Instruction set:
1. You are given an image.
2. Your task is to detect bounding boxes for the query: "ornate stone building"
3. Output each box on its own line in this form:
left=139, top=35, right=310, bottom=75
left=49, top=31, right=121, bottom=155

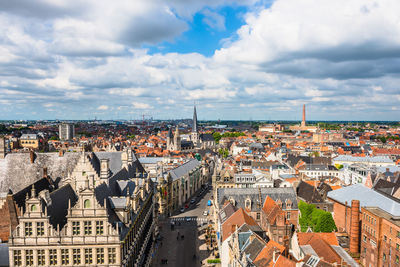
left=166, top=105, right=216, bottom=151
left=8, top=149, right=155, bottom=267
left=157, top=158, right=209, bottom=216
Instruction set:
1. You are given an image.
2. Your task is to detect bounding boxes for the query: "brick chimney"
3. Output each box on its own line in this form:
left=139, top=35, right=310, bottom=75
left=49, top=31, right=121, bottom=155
left=349, top=200, right=360, bottom=254
left=42, top=167, right=48, bottom=178
left=29, top=150, right=36, bottom=164
left=59, top=149, right=65, bottom=157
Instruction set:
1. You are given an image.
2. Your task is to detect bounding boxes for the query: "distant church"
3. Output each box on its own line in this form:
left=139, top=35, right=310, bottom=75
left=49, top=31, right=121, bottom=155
left=167, top=105, right=216, bottom=151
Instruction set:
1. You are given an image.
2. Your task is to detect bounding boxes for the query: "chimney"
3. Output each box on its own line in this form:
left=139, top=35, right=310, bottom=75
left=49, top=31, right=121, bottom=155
left=59, top=150, right=64, bottom=157
left=42, top=167, right=48, bottom=178
left=0, top=137, right=5, bottom=159
left=29, top=150, right=35, bottom=164
left=301, top=104, right=306, bottom=127
left=100, top=159, right=110, bottom=182
left=349, top=200, right=360, bottom=254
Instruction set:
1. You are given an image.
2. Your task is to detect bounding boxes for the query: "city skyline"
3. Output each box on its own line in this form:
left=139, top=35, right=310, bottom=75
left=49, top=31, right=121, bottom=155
left=1, top=0, right=400, bottom=120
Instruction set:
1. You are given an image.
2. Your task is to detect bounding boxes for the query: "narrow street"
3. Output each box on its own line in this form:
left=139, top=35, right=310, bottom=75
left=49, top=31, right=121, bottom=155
left=152, top=186, right=213, bottom=267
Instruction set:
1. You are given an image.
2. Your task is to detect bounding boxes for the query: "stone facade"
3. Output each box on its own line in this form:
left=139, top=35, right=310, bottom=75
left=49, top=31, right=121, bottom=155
left=8, top=149, right=155, bottom=267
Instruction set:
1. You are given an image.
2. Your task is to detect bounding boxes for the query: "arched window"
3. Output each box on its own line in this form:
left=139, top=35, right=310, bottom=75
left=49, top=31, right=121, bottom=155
left=245, top=198, right=251, bottom=210
left=31, top=205, right=37, bottom=212
left=84, top=199, right=91, bottom=208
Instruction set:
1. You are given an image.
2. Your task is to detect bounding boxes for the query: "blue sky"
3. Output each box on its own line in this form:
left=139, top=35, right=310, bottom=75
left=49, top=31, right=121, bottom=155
left=0, top=0, right=400, bottom=121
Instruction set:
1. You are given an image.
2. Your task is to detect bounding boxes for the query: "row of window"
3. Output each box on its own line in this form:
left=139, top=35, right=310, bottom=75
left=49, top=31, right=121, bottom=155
left=24, top=221, right=104, bottom=236
left=20, top=140, right=37, bottom=144
left=363, top=213, right=376, bottom=225
left=13, top=248, right=116, bottom=266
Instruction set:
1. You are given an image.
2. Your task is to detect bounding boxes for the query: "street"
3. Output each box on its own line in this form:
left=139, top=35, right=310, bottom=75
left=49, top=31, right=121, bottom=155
left=152, top=185, right=213, bottom=267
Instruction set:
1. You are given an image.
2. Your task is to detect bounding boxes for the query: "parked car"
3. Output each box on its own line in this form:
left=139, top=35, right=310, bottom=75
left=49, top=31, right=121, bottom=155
left=190, top=199, right=195, bottom=204
left=180, top=208, right=185, bottom=213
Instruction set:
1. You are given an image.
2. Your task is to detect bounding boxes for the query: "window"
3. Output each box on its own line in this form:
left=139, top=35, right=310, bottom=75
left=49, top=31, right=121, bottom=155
left=97, top=248, right=105, bottom=264
left=363, top=235, right=367, bottom=242
left=383, top=253, right=386, bottom=261
left=26, top=250, right=34, bottom=266
left=108, top=248, right=116, bottom=264
left=397, top=231, right=400, bottom=238
left=37, top=222, right=44, bottom=236
left=84, top=221, right=92, bottom=235
left=256, top=212, right=260, bottom=220
left=61, top=249, right=69, bottom=265
left=31, top=204, right=37, bottom=211
left=396, top=255, right=399, bottom=264
left=37, top=250, right=45, bottom=266
left=96, top=221, right=104, bottom=235
left=287, top=212, right=291, bottom=220
left=85, top=248, right=93, bottom=264
left=384, top=235, right=387, bottom=242
left=84, top=199, right=91, bottom=208
left=73, top=249, right=81, bottom=265
left=72, top=221, right=80, bottom=235
left=49, top=249, right=57, bottom=265
left=25, top=222, right=33, bottom=236
left=397, top=243, right=400, bottom=251
left=13, top=250, right=22, bottom=266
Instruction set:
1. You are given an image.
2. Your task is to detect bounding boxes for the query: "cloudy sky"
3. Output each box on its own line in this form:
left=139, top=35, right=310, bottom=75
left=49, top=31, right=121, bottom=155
left=1, top=0, right=400, bottom=121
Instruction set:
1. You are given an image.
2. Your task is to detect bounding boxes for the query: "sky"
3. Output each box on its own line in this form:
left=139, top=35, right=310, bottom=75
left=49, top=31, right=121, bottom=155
left=1, top=0, right=400, bottom=121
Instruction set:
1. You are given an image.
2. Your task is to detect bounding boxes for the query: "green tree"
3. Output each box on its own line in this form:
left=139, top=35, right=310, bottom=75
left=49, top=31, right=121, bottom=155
left=218, top=148, right=229, bottom=158
left=315, top=212, right=337, bottom=232
left=213, top=132, right=222, bottom=143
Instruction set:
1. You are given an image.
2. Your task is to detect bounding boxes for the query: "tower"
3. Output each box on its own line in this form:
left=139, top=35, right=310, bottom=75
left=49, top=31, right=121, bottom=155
left=301, top=104, right=306, bottom=128
left=191, top=105, right=199, bottom=146
left=167, top=127, right=173, bottom=150
left=173, top=126, right=181, bottom=151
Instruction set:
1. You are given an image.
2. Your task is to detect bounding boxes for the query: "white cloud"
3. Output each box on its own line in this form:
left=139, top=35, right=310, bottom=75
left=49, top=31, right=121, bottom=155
left=97, top=105, right=109, bottom=110
left=132, top=102, right=151, bottom=109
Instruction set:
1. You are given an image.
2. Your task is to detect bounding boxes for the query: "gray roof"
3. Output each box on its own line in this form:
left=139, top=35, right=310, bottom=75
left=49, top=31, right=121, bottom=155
left=139, top=157, right=163, bottom=164
left=0, top=152, right=80, bottom=193
left=331, top=246, right=359, bottom=267
left=168, top=159, right=201, bottom=181
left=327, top=183, right=400, bottom=216
left=0, top=243, right=9, bottom=266
left=334, top=155, right=394, bottom=164
left=109, top=197, right=128, bottom=209
left=20, top=133, right=38, bottom=140
left=300, top=245, right=318, bottom=257
left=94, top=151, right=138, bottom=175
left=217, top=187, right=298, bottom=211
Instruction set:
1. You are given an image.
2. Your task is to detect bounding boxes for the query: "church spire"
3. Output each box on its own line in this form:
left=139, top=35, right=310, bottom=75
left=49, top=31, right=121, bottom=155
left=193, top=105, right=198, bottom=133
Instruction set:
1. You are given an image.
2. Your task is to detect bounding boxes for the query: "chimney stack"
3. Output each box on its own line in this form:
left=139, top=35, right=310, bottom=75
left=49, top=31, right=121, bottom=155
left=0, top=137, right=5, bottom=159
left=29, top=150, right=35, bottom=164
left=100, top=159, right=110, bottom=182
left=349, top=200, right=360, bottom=254
left=301, top=104, right=306, bottom=127
left=42, top=167, right=48, bottom=178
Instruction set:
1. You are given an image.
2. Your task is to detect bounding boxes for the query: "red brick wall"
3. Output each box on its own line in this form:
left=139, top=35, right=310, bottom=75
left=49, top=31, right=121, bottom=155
left=329, top=198, right=352, bottom=233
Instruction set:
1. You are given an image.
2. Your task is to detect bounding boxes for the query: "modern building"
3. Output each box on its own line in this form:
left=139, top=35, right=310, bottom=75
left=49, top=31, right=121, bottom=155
left=59, top=124, right=75, bottom=141
left=8, top=149, right=155, bottom=267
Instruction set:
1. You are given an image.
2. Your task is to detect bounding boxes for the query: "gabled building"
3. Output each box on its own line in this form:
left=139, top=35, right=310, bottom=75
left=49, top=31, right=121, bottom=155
left=8, top=149, right=155, bottom=267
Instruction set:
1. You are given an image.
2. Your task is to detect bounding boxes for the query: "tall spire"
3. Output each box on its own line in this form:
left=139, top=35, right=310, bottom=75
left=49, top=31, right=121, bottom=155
left=193, top=105, right=198, bottom=133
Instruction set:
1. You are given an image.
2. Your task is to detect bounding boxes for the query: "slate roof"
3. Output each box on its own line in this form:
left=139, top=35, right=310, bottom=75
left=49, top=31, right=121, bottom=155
left=217, top=187, right=298, bottom=212
left=327, top=183, right=400, bottom=216
left=334, top=155, right=394, bottom=164
left=243, top=236, right=265, bottom=262
left=168, top=159, right=201, bottom=181
left=200, top=133, right=215, bottom=142
left=0, top=152, right=80, bottom=193
left=297, top=180, right=324, bottom=203
left=46, top=184, right=78, bottom=229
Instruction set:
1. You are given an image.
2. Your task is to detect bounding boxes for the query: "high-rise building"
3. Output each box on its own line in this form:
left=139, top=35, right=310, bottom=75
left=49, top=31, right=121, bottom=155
left=59, top=124, right=75, bottom=141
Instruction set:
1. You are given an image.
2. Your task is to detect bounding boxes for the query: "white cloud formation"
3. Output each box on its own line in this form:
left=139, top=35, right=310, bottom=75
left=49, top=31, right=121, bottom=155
left=0, top=0, right=400, bottom=120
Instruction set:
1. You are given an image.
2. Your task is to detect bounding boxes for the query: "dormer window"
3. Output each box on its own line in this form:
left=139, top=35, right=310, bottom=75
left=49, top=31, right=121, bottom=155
left=245, top=198, right=252, bottom=210
left=84, top=199, right=91, bottom=208
left=286, top=199, right=292, bottom=209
